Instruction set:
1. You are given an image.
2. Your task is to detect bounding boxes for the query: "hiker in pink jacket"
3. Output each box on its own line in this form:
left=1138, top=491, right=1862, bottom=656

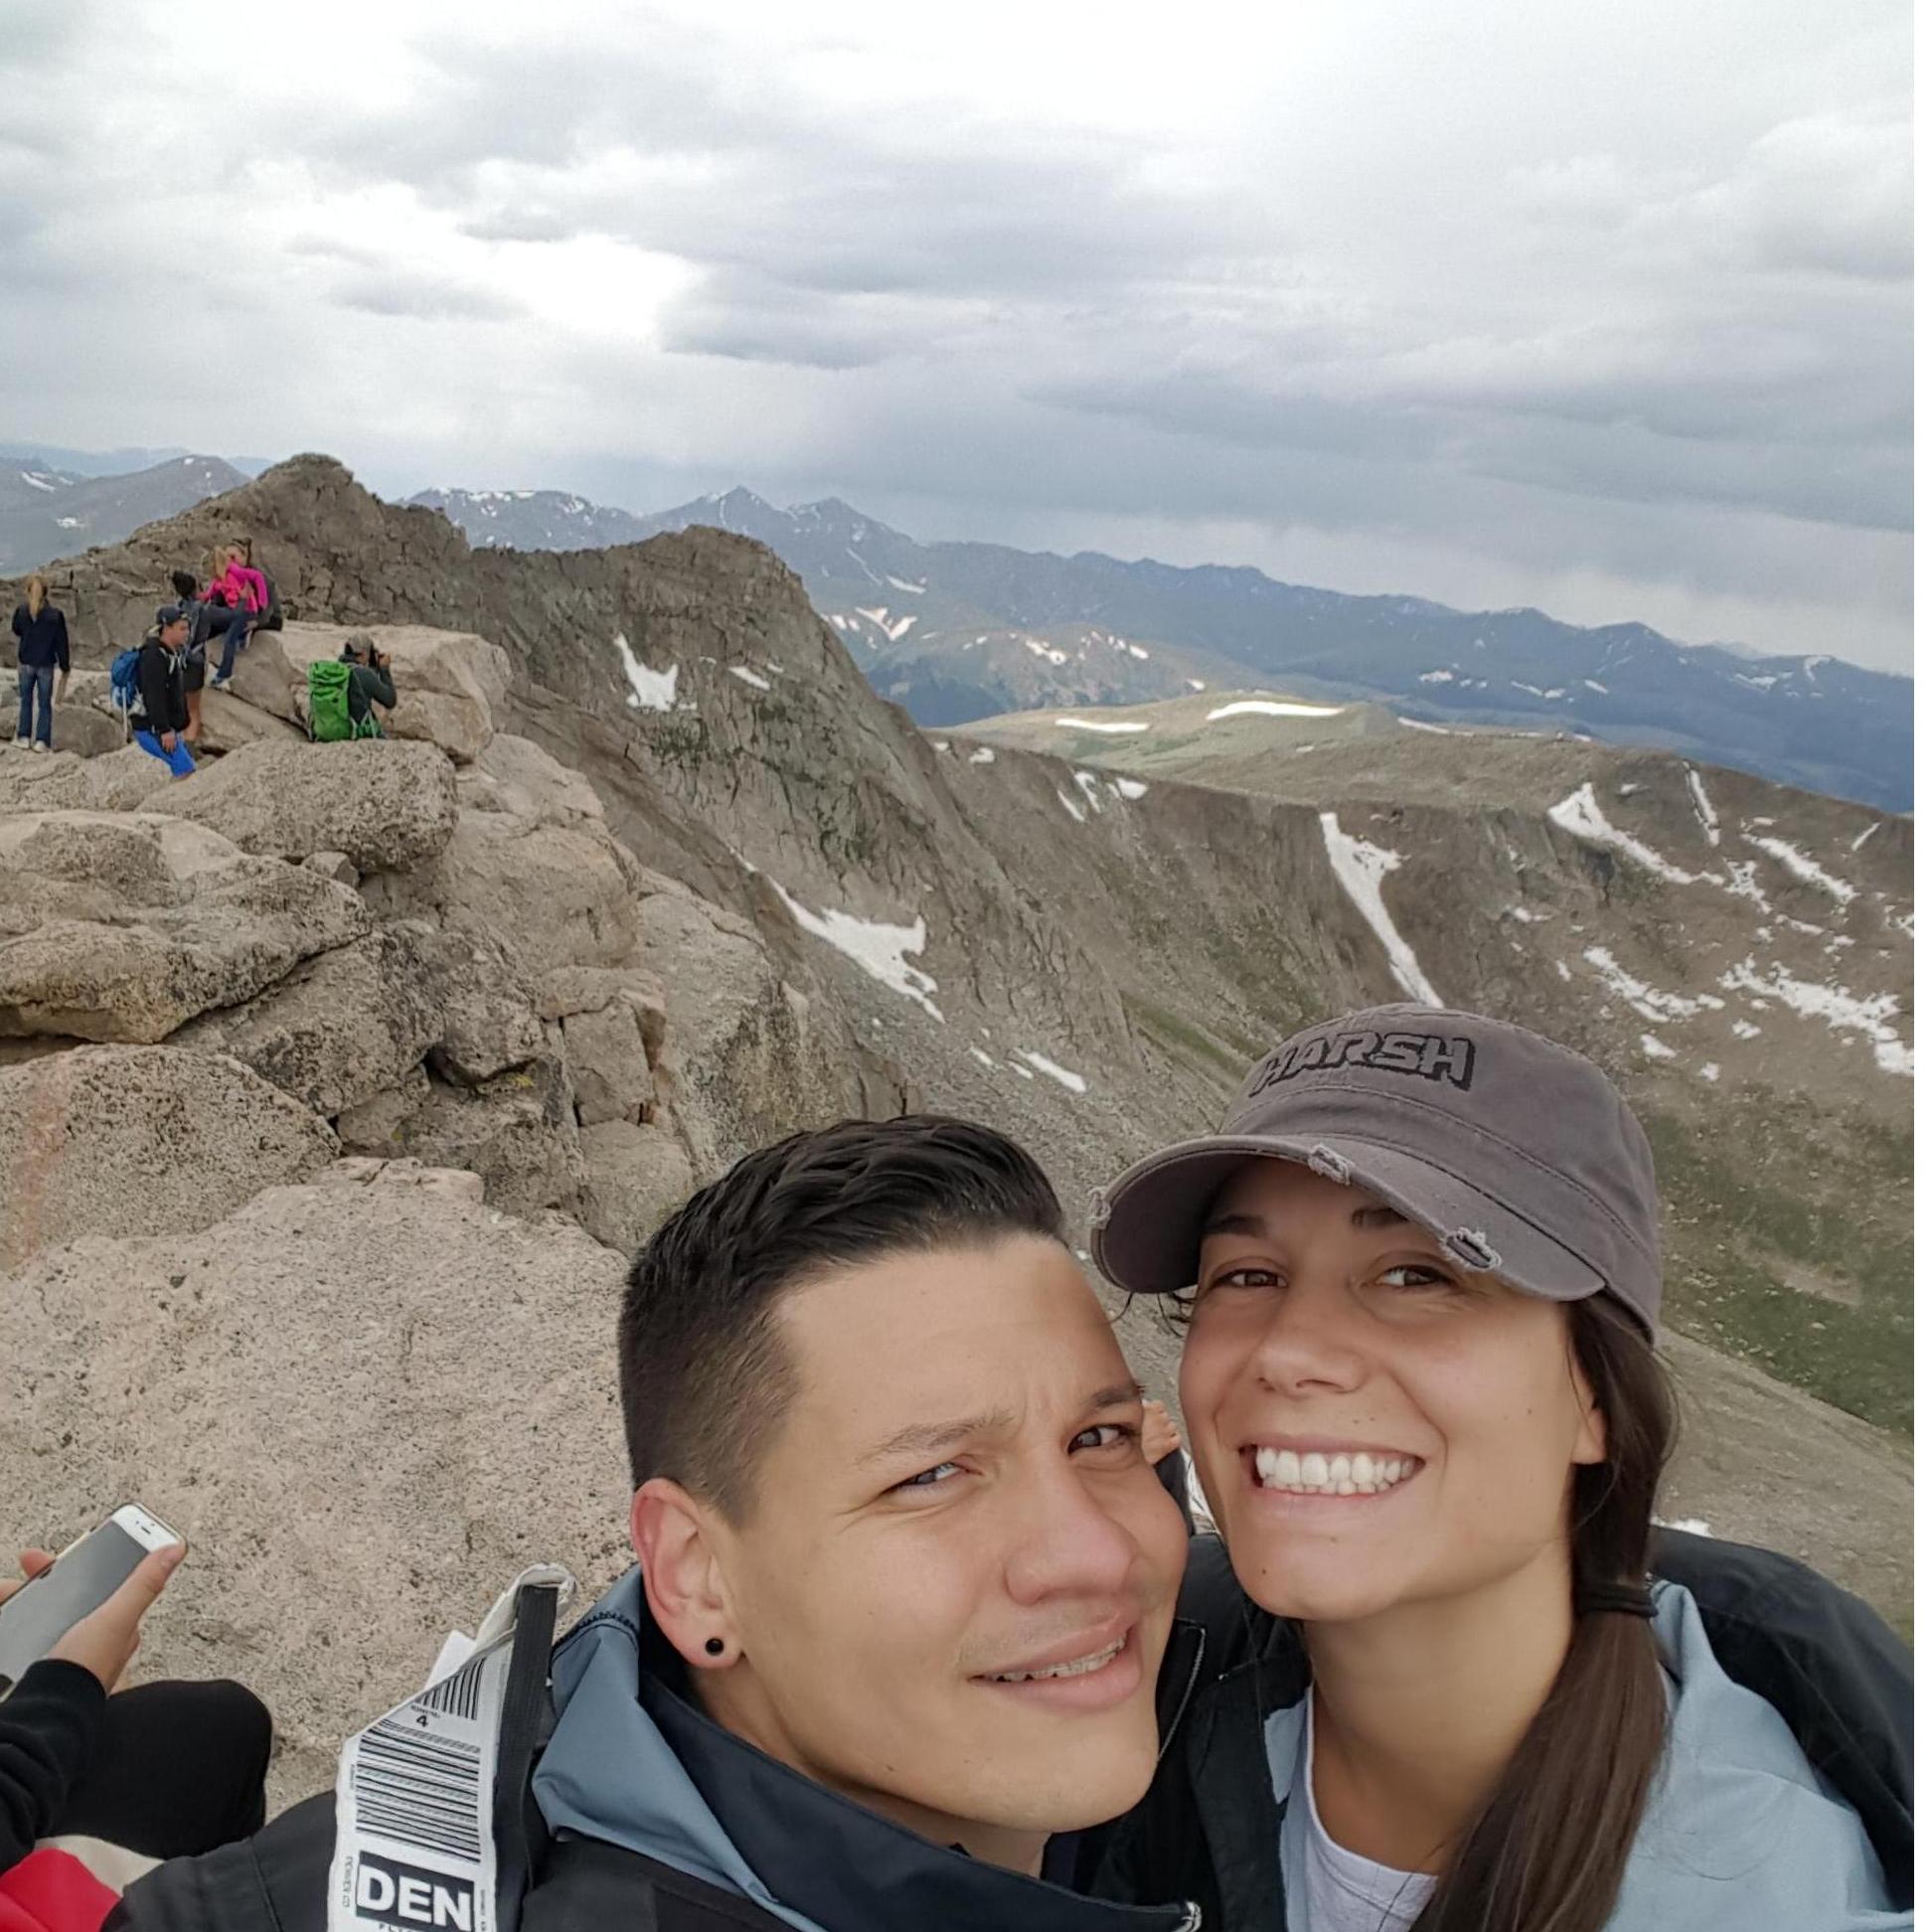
left=202, top=546, right=266, bottom=690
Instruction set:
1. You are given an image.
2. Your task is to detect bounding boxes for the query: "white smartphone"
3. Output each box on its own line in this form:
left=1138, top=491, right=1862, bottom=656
left=0, top=1505, right=183, bottom=1695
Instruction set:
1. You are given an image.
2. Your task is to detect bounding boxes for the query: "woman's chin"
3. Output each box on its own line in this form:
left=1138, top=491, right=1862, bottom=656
left=1222, top=1542, right=1412, bottom=1625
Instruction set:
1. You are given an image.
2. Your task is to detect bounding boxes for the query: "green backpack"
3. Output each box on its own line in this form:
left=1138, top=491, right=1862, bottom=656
left=307, top=660, right=379, bottom=743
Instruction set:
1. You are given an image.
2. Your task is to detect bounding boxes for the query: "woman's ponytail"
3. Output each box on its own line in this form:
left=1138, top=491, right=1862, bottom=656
left=1411, top=1300, right=1676, bottom=1932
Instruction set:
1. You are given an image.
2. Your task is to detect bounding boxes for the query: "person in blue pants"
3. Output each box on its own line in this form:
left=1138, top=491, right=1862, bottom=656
left=131, top=604, right=197, bottom=778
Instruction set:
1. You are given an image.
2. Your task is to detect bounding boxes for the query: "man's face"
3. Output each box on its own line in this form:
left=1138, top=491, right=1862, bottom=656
left=702, top=1235, right=1186, bottom=1856
left=161, top=619, right=188, bottom=651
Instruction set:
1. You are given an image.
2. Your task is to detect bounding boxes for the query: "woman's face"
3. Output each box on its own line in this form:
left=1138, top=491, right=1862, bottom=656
left=1178, top=1159, right=1606, bottom=1625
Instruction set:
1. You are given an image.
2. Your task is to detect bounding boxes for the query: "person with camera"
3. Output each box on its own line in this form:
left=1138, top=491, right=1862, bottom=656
left=338, top=635, right=396, bottom=735
left=0, top=1541, right=270, bottom=1927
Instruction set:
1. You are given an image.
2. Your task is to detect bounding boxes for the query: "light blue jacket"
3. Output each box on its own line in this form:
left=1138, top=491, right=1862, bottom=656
left=1265, top=1580, right=1909, bottom=1930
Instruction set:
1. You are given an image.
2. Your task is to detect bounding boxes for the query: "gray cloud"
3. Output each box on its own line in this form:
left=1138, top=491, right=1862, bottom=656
left=0, top=0, right=1911, bottom=671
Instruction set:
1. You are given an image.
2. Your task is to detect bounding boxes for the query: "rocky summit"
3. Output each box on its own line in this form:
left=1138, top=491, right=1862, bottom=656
left=0, top=456, right=1910, bottom=1804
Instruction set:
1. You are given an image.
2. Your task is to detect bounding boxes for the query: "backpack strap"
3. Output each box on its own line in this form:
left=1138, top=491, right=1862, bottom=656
left=491, top=1581, right=563, bottom=1932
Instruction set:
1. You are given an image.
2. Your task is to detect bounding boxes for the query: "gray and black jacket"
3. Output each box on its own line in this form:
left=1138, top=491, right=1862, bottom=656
left=108, top=1568, right=1207, bottom=1932
left=1080, top=1530, right=1913, bottom=1929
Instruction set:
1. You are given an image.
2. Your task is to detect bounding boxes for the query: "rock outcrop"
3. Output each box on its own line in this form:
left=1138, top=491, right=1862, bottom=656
left=0, top=1046, right=338, bottom=1265
left=161, top=738, right=458, bottom=872
left=0, top=812, right=370, bottom=1044
left=0, top=1161, right=631, bottom=1805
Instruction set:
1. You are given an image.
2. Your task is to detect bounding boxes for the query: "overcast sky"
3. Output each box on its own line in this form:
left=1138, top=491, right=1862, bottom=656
left=0, top=0, right=1912, bottom=668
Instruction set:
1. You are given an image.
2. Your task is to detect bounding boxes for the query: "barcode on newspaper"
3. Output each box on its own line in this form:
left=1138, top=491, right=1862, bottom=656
left=349, top=1716, right=483, bottom=1860
left=419, top=1653, right=487, bottom=1720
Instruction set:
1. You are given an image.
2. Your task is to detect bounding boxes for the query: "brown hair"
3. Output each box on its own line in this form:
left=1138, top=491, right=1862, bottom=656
left=1410, top=1297, right=1675, bottom=1932
left=23, top=574, right=46, bottom=619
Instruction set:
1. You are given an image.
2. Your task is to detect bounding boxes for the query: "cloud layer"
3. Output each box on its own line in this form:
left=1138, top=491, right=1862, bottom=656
left=0, top=0, right=1911, bottom=667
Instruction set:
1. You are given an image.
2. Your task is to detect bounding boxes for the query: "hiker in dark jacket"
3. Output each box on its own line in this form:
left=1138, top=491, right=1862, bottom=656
left=129, top=606, right=195, bottom=779
left=1080, top=1006, right=1912, bottom=1931
left=340, top=635, right=396, bottom=734
left=10, top=573, right=69, bottom=752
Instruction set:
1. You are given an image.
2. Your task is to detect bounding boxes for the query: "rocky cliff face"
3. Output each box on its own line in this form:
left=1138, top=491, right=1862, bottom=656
left=0, top=458, right=1910, bottom=1803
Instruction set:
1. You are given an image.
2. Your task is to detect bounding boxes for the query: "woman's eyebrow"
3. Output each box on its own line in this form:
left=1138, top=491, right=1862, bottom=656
left=1201, top=1210, right=1266, bottom=1239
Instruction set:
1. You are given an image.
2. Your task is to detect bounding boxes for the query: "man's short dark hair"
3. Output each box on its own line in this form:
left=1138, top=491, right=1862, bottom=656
left=618, top=1115, right=1064, bottom=1520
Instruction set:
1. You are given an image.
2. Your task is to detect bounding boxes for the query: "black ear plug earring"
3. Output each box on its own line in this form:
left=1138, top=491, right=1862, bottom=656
left=705, top=1637, right=724, bottom=1657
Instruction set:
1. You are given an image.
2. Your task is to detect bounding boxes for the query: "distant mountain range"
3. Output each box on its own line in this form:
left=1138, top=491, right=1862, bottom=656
left=410, top=483, right=1913, bottom=812
left=0, top=453, right=248, bottom=572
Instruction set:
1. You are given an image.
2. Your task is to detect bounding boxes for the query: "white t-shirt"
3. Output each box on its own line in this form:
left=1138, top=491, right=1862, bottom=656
left=1285, top=1699, right=1435, bottom=1932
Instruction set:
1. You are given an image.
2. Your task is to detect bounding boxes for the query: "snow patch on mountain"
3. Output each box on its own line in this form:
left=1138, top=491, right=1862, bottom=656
left=615, top=632, right=677, bottom=712
left=769, top=883, right=943, bottom=1022
left=1019, top=1050, right=1088, bottom=1094
left=1583, top=946, right=1724, bottom=1024
left=1319, top=814, right=1441, bottom=1006
left=1686, top=769, right=1721, bottom=847
left=1741, top=834, right=1856, bottom=905
left=1549, top=784, right=1712, bottom=887
left=1717, top=959, right=1910, bottom=1075
left=1207, top=699, right=1346, bottom=723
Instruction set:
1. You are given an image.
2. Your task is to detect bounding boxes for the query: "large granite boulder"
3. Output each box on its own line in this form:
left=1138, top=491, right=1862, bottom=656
left=0, top=1045, right=338, bottom=1267
left=633, top=874, right=847, bottom=1172
left=0, top=744, right=179, bottom=814
left=375, top=810, right=648, bottom=978
left=577, top=1120, right=694, bottom=1253
left=0, top=813, right=368, bottom=1043
left=230, top=623, right=510, bottom=764
left=0, top=1161, right=632, bottom=1806
left=160, top=738, right=458, bottom=874
left=171, top=926, right=444, bottom=1118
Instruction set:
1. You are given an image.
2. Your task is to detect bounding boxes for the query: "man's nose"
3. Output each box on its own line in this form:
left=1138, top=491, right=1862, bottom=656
left=1001, top=1458, right=1142, bottom=1606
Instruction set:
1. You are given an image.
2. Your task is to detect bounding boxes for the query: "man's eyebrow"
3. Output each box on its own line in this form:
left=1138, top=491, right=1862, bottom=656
left=858, top=1381, right=1146, bottom=1467
left=859, top=1409, right=1016, bottom=1467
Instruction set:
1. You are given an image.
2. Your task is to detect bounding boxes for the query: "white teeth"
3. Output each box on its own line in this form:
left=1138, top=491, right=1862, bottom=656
left=1252, top=1450, right=1419, bottom=1498
left=986, top=1636, right=1126, bottom=1684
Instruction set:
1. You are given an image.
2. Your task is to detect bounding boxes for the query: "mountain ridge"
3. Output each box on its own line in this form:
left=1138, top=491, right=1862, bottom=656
left=411, top=481, right=1912, bottom=812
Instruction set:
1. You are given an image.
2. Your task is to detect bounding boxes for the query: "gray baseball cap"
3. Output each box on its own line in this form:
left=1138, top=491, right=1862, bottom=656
left=1091, top=1004, right=1663, bottom=1338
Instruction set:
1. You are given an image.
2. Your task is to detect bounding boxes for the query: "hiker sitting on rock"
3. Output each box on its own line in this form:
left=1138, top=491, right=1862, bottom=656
left=0, top=1539, right=271, bottom=1911
left=202, top=546, right=266, bottom=692
left=306, top=634, right=395, bottom=742
left=128, top=605, right=196, bottom=778
left=11, top=573, right=69, bottom=755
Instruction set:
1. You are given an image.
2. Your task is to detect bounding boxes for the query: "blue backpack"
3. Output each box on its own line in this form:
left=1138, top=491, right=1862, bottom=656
left=109, top=647, right=142, bottom=724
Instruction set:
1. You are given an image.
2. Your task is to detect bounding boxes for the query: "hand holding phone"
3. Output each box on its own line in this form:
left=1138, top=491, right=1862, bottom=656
left=0, top=1507, right=185, bottom=1694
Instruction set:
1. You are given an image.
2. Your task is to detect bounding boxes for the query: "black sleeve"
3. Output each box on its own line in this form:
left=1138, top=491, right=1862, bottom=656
left=1653, top=1529, right=1912, bottom=1905
left=108, top=1788, right=335, bottom=1932
left=8, top=604, right=23, bottom=641
left=1154, top=1449, right=1191, bottom=1521
left=136, top=643, right=171, bottom=730
left=54, top=611, right=70, bottom=675
left=0, top=1658, right=106, bottom=1874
